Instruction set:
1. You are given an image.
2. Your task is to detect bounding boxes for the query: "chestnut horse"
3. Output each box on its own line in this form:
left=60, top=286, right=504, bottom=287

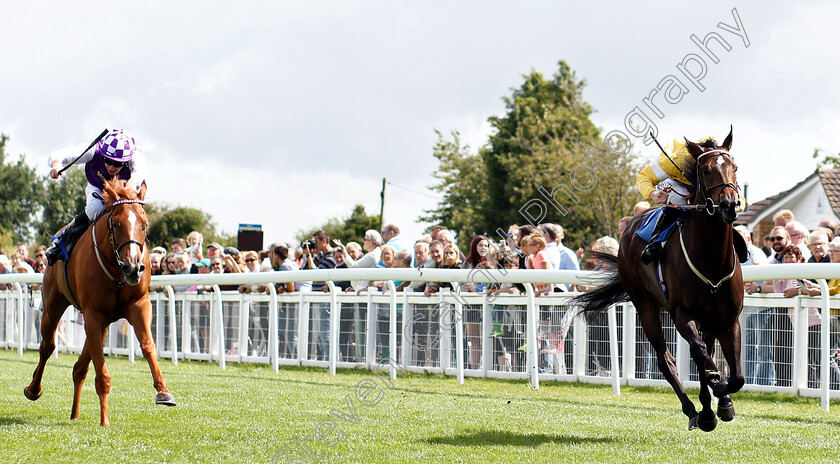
left=25, top=179, right=175, bottom=426
left=575, top=129, right=744, bottom=431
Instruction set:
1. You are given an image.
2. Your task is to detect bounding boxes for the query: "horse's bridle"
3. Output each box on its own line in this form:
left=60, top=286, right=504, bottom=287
left=92, top=198, right=146, bottom=286
left=679, top=148, right=739, bottom=293
left=692, top=148, right=740, bottom=216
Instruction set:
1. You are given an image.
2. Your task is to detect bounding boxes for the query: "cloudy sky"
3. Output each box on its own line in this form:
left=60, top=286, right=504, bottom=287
left=1, top=1, right=836, bottom=245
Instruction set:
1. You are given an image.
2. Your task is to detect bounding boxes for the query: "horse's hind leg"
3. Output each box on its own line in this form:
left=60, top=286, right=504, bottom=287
left=70, top=345, right=91, bottom=420
left=638, top=306, right=698, bottom=429
left=81, top=319, right=111, bottom=426
left=702, top=333, right=735, bottom=422
left=25, top=292, right=70, bottom=401
left=674, top=316, right=716, bottom=432
left=127, top=299, right=175, bottom=406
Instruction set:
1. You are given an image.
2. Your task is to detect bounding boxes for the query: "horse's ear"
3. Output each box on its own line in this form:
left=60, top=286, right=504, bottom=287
left=138, top=181, right=147, bottom=201
left=102, top=180, right=118, bottom=204
left=722, top=125, right=733, bottom=152
left=683, top=137, right=704, bottom=159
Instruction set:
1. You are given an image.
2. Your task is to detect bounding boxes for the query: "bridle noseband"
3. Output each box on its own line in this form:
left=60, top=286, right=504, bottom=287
left=694, top=149, right=739, bottom=216
left=92, top=198, right=146, bottom=286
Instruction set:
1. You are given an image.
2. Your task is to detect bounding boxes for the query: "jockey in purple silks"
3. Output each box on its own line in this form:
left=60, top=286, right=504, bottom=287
left=45, top=129, right=148, bottom=265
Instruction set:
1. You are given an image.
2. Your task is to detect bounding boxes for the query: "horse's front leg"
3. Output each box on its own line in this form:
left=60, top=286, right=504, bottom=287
left=703, top=333, right=736, bottom=422
left=127, top=298, right=176, bottom=406
left=675, top=316, right=716, bottom=432
left=713, top=319, right=745, bottom=397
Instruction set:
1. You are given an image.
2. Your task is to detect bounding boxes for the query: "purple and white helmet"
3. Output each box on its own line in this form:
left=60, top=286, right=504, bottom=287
left=96, top=129, right=137, bottom=162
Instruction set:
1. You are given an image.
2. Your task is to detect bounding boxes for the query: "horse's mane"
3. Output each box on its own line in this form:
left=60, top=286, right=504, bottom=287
left=101, top=179, right=141, bottom=210
left=679, top=138, right=718, bottom=188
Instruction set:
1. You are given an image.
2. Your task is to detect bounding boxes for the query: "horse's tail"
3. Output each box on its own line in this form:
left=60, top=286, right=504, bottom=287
left=571, top=252, right=629, bottom=313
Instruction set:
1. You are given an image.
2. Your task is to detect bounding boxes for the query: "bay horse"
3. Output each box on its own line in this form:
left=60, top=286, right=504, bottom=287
left=25, top=179, right=175, bottom=426
left=575, top=129, right=744, bottom=431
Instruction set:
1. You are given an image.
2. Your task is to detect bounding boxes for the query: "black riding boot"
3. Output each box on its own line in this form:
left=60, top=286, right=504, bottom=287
left=640, top=213, right=669, bottom=265
left=46, top=213, right=91, bottom=266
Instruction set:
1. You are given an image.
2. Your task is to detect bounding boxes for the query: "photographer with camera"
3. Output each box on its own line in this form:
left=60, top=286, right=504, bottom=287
left=301, top=231, right=337, bottom=361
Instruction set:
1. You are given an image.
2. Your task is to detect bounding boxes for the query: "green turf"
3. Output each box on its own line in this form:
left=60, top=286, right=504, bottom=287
left=1, top=348, right=839, bottom=463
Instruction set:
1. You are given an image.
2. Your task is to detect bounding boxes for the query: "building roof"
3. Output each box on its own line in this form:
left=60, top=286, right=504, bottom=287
left=735, top=168, right=840, bottom=226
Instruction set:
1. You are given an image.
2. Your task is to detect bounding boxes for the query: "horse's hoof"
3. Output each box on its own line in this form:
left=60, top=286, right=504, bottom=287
left=688, top=415, right=699, bottom=430
left=24, top=386, right=42, bottom=401
left=717, top=401, right=736, bottom=422
left=155, top=392, right=176, bottom=406
left=698, top=412, right=718, bottom=432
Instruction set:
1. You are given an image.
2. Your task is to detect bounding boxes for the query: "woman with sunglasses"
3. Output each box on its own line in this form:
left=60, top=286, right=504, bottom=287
left=44, top=129, right=148, bottom=265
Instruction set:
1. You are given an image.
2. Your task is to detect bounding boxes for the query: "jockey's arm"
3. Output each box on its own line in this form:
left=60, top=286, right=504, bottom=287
left=47, top=143, right=95, bottom=179
left=636, top=165, right=668, bottom=204
left=124, top=150, right=149, bottom=192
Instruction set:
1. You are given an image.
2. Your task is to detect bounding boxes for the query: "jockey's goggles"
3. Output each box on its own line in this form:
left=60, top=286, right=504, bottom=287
left=104, top=158, right=128, bottom=168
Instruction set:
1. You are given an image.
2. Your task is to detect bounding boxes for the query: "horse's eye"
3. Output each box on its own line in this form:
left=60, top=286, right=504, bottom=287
left=701, top=166, right=711, bottom=175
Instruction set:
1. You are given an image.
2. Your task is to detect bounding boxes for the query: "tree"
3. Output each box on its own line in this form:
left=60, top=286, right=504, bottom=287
left=38, top=168, right=87, bottom=244
left=146, top=204, right=220, bottom=249
left=814, top=148, right=840, bottom=168
left=296, top=204, right=380, bottom=246
left=0, top=134, right=46, bottom=244
left=423, top=61, right=641, bottom=248
left=419, top=130, right=490, bottom=242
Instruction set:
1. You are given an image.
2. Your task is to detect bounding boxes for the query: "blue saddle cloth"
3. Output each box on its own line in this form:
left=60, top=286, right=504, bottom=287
left=634, top=207, right=681, bottom=244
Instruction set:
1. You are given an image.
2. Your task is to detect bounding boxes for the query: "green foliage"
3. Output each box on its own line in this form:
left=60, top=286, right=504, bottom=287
left=423, top=61, right=641, bottom=248
left=0, top=135, right=46, bottom=243
left=814, top=148, right=840, bottom=168
left=146, top=203, right=218, bottom=248
left=38, top=168, right=87, bottom=244
left=419, top=130, right=490, bottom=244
left=296, top=204, right=380, bottom=245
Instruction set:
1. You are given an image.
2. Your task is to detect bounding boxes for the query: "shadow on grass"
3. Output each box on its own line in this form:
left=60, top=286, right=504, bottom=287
left=0, top=417, right=29, bottom=426
left=752, top=413, right=840, bottom=427
left=423, top=429, right=619, bottom=447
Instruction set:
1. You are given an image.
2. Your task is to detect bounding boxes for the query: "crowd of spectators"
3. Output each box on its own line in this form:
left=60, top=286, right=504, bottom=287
left=741, top=210, right=840, bottom=388
left=3, top=208, right=840, bottom=380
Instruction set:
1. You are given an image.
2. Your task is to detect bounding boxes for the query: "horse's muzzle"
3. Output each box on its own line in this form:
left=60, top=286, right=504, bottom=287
left=719, top=200, right=738, bottom=224
left=122, top=263, right=145, bottom=286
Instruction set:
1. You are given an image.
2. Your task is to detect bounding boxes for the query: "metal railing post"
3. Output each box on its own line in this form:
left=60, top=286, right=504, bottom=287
left=608, top=303, right=620, bottom=396
left=327, top=281, right=339, bottom=376
left=165, top=286, right=178, bottom=366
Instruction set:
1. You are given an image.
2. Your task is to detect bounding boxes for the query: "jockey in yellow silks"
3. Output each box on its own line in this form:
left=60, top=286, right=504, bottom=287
left=636, top=138, right=697, bottom=207
left=635, top=136, right=745, bottom=264
left=636, top=138, right=703, bottom=264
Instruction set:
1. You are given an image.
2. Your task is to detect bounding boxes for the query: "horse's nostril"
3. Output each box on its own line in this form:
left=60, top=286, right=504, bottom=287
left=139, top=264, right=146, bottom=274
left=121, top=264, right=132, bottom=275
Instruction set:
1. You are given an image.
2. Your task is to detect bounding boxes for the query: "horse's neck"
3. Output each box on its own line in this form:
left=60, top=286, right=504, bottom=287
left=686, top=212, right=734, bottom=261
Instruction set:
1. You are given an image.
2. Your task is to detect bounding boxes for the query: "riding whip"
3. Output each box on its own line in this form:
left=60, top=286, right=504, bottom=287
left=57, top=128, right=110, bottom=175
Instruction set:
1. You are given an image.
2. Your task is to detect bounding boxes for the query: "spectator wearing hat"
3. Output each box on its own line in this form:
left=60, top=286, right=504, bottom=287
left=45, top=129, right=149, bottom=265
left=206, top=242, right=223, bottom=261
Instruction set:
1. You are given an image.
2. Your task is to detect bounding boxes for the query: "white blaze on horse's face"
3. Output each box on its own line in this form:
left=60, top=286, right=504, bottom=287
left=125, top=209, right=142, bottom=261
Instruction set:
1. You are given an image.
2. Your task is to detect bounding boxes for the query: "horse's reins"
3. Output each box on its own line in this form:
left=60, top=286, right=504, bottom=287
left=92, top=199, right=146, bottom=287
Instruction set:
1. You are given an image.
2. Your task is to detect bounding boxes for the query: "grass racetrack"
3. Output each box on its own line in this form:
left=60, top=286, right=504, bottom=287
left=2, top=349, right=839, bottom=463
